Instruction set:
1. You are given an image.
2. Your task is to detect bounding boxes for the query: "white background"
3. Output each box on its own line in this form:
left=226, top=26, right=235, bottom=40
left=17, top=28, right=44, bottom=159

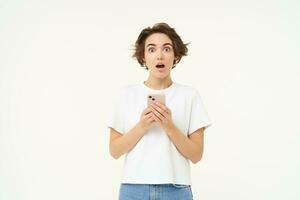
left=1, top=0, right=299, bottom=199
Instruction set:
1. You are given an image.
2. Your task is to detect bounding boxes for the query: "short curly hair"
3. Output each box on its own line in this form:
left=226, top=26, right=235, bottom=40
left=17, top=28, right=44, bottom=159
left=132, top=22, right=189, bottom=70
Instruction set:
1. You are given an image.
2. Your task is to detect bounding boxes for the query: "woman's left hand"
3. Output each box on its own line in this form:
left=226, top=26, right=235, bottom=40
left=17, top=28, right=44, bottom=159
left=150, top=101, right=175, bottom=132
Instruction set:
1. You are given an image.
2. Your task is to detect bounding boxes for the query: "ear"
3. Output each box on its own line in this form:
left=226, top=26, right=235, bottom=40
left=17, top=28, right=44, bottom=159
left=174, top=58, right=179, bottom=64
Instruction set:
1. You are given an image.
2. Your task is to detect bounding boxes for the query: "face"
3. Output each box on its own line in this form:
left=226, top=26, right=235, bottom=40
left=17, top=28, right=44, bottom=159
left=143, top=33, right=176, bottom=79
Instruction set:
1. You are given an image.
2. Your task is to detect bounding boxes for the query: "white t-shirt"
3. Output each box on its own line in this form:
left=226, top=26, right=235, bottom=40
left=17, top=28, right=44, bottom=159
left=107, top=82, right=212, bottom=185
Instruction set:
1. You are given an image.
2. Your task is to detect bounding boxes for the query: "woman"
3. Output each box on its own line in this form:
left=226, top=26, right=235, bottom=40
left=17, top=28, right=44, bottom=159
left=108, top=22, right=212, bottom=200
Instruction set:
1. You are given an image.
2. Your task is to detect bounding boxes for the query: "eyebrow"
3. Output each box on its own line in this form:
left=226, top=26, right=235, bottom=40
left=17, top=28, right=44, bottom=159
left=146, top=43, right=173, bottom=47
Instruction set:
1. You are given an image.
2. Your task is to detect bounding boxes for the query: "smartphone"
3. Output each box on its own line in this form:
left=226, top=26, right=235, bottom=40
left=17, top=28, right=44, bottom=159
left=147, top=94, right=165, bottom=106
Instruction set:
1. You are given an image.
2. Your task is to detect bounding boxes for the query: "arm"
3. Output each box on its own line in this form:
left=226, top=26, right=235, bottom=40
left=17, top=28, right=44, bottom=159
left=109, top=107, right=155, bottom=159
left=150, top=101, right=205, bottom=164
left=165, top=125, right=205, bottom=164
left=109, top=123, right=145, bottom=159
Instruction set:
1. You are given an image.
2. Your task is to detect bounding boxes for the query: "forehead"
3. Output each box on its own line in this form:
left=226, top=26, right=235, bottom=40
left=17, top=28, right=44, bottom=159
left=145, top=33, right=172, bottom=46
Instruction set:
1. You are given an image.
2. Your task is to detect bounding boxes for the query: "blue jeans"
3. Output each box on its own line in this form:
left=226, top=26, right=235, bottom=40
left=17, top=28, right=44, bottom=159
left=119, top=183, right=193, bottom=200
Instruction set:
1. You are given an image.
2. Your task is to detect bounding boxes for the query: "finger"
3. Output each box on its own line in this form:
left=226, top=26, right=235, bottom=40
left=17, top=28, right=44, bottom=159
left=146, top=116, right=154, bottom=123
left=155, top=102, right=169, bottom=112
left=150, top=106, right=164, bottom=121
left=151, top=112, right=161, bottom=123
left=147, top=113, right=156, bottom=123
left=150, top=116, right=156, bottom=123
left=154, top=101, right=165, bottom=106
left=153, top=101, right=167, bottom=111
left=142, top=107, right=152, bottom=115
left=142, top=112, right=153, bottom=121
left=155, top=102, right=171, bottom=115
left=145, top=113, right=153, bottom=120
left=151, top=103, right=167, bottom=117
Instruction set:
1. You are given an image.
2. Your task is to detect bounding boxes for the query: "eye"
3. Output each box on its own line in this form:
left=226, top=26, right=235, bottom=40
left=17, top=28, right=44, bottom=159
left=148, top=47, right=155, bottom=53
left=164, top=47, right=172, bottom=52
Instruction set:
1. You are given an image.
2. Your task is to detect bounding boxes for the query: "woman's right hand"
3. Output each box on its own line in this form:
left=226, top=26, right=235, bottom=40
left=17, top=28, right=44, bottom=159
left=138, top=106, right=156, bottom=132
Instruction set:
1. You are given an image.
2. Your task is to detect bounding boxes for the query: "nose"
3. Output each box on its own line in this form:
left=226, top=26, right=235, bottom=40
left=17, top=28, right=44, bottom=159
left=157, top=50, right=163, bottom=60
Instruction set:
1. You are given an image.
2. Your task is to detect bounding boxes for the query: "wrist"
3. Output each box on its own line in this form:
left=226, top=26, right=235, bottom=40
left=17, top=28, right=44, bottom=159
left=136, top=122, right=147, bottom=134
left=163, top=122, right=176, bottom=135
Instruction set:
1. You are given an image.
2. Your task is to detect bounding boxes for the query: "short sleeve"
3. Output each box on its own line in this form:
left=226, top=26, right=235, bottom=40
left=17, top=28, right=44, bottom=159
left=106, top=90, right=125, bottom=134
left=188, top=90, right=212, bottom=135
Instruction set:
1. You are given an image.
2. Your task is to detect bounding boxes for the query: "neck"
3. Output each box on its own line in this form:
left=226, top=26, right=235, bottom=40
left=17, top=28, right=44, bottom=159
left=144, top=76, right=173, bottom=90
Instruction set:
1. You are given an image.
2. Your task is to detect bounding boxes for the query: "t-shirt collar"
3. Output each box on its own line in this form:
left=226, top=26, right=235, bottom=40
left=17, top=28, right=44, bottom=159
left=142, top=81, right=176, bottom=94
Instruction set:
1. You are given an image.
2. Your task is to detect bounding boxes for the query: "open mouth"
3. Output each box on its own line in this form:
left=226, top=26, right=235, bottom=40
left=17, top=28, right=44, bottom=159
left=156, top=64, right=165, bottom=68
